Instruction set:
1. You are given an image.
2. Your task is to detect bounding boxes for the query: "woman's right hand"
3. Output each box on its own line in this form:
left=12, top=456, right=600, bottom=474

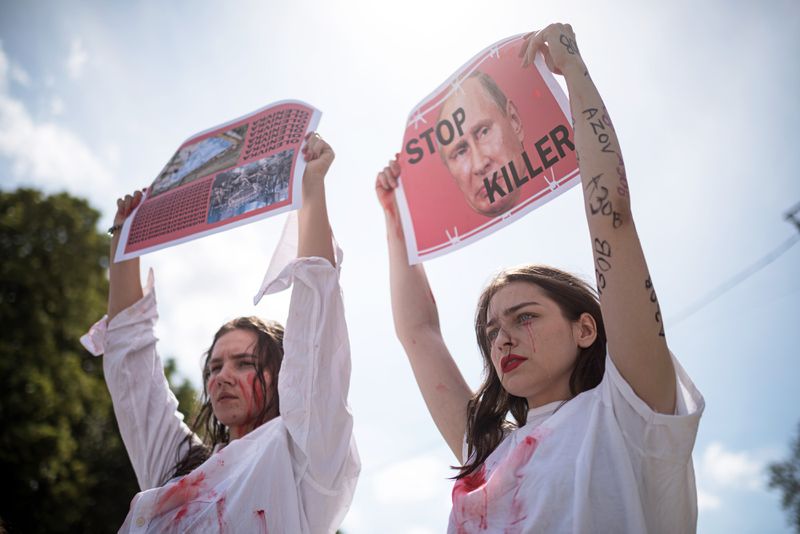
left=375, top=155, right=401, bottom=216
left=108, top=190, right=145, bottom=319
left=112, top=190, right=145, bottom=234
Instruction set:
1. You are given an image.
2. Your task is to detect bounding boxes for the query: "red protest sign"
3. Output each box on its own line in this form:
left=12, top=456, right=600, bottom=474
left=396, top=35, right=579, bottom=263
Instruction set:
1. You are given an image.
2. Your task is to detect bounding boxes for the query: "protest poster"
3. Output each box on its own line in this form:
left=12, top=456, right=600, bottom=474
left=114, top=100, right=320, bottom=262
left=396, top=34, right=580, bottom=264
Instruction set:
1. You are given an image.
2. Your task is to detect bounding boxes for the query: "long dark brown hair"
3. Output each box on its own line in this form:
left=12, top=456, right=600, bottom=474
left=167, top=316, right=284, bottom=482
left=456, top=265, right=606, bottom=480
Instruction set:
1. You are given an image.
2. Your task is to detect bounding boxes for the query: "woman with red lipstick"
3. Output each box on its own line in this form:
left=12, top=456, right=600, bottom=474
left=377, top=24, right=704, bottom=533
left=83, top=133, right=359, bottom=533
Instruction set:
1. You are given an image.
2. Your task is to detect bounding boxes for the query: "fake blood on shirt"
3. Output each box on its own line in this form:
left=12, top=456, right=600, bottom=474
left=451, top=434, right=542, bottom=533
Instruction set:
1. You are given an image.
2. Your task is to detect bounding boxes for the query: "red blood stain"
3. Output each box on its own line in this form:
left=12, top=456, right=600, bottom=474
left=378, top=193, right=404, bottom=241
left=524, top=322, right=536, bottom=353
left=255, top=509, right=268, bottom=534
left=503, top=436, right=539, bottom=529
left=216, top=497, right=226, bottom=531
left=155, top=471, right=208, bottom=515
left=451, top=434, right=542, bottom=532
left=452, top=465, right=488, bottom=532
left=230, top=371, right=267, bottom=438
left=452, top=465, right=486, bottom=498
left=173, top=506, right=189, bottom=523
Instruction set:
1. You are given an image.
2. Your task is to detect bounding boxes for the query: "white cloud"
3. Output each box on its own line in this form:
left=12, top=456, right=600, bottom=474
left=0, top=45, right=113, bottom=205
left=50, top=96, right=64, bottom=116
left=66, top=38, right=88, bottom=79
left=9, top=63, right=30, bottom=87
left=697, top=488, right=721, bottom=511
left=372, top=453, right=449, bottom=504
left=700, top=442, right=767, bottom=491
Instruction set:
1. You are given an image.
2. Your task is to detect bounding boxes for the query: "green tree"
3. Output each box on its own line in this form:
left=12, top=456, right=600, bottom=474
left=769, top=421, right=800, bottom=532
left=0, top=188, right=197, bottom=533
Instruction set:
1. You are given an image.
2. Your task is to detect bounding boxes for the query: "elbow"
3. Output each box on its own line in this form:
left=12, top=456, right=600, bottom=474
left=395, top=321, right=443, bottom=350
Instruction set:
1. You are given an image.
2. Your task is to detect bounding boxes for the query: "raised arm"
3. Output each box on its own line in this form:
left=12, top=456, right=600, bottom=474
left=108, top=191, right=144, bottom=319
left=102, top=190, right=197, bottom=489
left=376, top=159, right=472, bottom=460
left=298, top=132, right=335, bottom=265
left=523, top=24, right=676, bottom=413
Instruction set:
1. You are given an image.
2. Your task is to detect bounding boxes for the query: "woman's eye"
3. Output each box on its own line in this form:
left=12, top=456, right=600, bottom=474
left=518, top=313, right=534, bottom=324
left=486, top=329, right=498, bottom=341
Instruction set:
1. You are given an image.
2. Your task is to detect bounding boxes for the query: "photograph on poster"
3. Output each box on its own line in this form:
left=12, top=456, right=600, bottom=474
left=207, top=149, right=294, bottom=223
left=150, top=125, right=248, bottom=197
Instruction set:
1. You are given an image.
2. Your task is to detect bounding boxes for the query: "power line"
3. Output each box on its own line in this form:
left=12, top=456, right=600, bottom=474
left=668, top=232, right=800, bottom=327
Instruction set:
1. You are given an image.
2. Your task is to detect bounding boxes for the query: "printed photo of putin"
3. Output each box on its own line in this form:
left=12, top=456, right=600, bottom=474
left=437, top=71, right=525, bottom=217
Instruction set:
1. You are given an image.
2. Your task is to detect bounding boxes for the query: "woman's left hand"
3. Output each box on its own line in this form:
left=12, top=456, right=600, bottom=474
left=301, top=132, right=335, bottom=187
left=519, top=23, right=586, bottom=78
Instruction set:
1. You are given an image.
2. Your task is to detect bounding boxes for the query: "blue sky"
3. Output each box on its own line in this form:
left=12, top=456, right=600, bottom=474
left=1, top=1, right=799, bottom=532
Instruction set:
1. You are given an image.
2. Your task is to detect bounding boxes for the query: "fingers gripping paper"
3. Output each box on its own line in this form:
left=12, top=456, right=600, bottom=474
left=396, top=35, right=579, bottom=264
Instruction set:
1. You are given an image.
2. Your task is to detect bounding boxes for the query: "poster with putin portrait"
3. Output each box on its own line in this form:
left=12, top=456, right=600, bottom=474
left=396, top=34, right=580, bottom=264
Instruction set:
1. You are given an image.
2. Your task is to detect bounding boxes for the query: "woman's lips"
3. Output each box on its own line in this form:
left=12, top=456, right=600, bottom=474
left=500, top=354, right=528, bottom=374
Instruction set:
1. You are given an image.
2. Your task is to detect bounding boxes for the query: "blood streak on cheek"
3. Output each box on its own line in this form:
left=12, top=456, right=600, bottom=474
left=237, top=375, right=257, bottom=413
left=524, top=322, right=536, bottom=353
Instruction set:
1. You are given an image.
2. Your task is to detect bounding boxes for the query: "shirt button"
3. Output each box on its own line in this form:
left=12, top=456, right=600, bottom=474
left=135, top=516, right=145, bottom=527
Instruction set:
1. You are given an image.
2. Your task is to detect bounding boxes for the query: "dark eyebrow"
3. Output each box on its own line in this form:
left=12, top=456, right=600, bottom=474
left=485, top=301, right=542, bottom=330
left=208, top=352, right=257, bottom=365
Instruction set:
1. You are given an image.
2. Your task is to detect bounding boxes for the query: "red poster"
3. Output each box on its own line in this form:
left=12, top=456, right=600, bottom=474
left=115, top=100, right=321, bottom=261
left=396, top=35, right=579, bottom=264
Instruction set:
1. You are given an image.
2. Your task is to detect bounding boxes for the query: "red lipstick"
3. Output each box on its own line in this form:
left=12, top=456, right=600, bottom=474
left=500, top=354, right=528, bottom=374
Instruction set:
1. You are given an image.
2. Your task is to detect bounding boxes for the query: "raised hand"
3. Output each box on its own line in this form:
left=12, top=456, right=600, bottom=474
left=519, top=23, right=586, bottom=78
left=375, top=155, right=401, bottom=215
left=301, top=132, right=335, bottom=187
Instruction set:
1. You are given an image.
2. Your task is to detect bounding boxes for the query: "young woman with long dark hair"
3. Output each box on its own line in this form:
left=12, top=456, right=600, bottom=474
left=376, top=24, right=704, bottom=533
left=83, top=133, right=359, bottom=533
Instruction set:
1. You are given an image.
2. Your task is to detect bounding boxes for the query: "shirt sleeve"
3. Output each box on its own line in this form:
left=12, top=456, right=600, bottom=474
left=84, top=270, right=200, bottom=490
left=602, top=351, right=705, bottom=463
left=256, top=213, right=360, bottom=530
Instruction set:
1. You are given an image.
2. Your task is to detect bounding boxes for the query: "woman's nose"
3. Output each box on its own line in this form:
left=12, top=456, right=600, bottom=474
left=216, top=363, right=235, bottom=384
left=495, top=327, right=515, bottom=349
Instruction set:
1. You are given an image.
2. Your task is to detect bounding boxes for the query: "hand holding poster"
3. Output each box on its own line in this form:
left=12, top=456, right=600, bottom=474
left=396, top=34, right=579, bottom=263
left=114, top=100, right=321, bottom=262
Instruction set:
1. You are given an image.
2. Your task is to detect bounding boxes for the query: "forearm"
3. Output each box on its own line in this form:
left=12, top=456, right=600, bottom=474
left=107, top=236, right=143, bottom=320
left=384, top=210, right=441, bottom=341
left=298, top=177, right=335, bottom=266
left=566, top=60, right=674, bottom=411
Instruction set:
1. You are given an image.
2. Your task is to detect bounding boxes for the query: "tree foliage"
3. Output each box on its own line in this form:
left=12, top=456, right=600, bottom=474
left=769, top=421, right=800, bottom=532
left=0, top=188, right=198, bottom=533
